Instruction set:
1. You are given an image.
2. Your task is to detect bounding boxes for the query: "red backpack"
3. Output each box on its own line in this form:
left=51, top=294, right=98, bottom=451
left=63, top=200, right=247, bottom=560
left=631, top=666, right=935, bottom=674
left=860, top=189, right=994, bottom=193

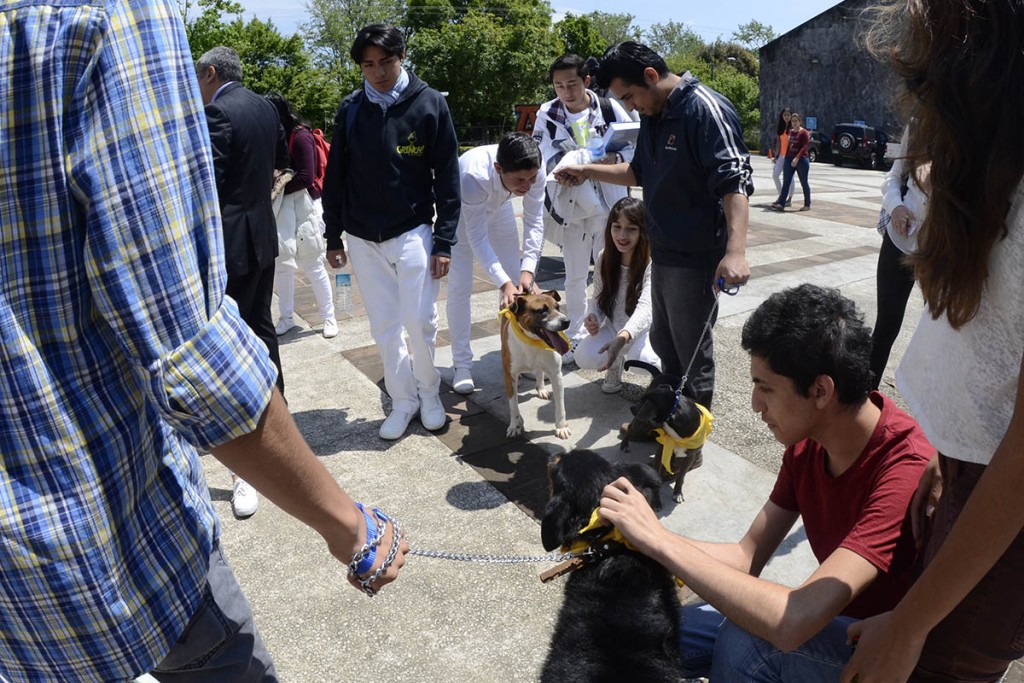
left=309, top=128, right=330, bottom=195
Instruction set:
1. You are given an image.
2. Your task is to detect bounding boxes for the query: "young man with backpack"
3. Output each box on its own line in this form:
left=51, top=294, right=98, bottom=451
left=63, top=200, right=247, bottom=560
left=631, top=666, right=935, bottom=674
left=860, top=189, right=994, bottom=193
left=532, top=53, right=636, bottom=363
left=321, top=24, right=460, bottom=441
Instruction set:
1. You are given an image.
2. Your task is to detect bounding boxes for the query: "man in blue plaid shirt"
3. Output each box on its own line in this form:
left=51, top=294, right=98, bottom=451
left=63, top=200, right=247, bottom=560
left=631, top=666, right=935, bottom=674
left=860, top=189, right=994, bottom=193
left=0, top=0, right=406, bottom=680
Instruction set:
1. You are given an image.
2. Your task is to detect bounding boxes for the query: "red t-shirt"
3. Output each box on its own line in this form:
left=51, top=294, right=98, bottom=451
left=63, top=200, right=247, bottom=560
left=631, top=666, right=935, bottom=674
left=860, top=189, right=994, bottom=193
left=769, top=392, right=934, bottom=619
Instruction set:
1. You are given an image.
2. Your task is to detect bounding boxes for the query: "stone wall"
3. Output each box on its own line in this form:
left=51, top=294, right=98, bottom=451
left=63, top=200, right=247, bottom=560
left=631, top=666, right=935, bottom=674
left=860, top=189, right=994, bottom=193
left=757, top=0, right=902, bottom=155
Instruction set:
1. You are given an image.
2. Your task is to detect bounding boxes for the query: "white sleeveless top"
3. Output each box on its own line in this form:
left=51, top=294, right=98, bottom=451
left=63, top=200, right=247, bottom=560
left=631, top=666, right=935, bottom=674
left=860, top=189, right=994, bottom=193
left=896, top=181, right=1024, bottom=464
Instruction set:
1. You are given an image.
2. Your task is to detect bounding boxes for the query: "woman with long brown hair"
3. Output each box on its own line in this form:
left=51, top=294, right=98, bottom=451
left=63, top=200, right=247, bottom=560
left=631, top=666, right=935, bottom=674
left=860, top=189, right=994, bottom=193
left=842, top=2, right=1024, bottom=681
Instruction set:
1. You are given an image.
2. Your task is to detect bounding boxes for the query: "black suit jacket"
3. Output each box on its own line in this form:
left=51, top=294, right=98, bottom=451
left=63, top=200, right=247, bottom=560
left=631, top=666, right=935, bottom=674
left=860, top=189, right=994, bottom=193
left=205, top=82, right=288, bottom=276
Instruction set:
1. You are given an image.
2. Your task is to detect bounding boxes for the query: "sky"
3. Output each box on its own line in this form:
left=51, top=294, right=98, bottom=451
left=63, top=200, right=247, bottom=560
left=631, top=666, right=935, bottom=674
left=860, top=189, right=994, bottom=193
left=232, top=0, right=840, bottom=45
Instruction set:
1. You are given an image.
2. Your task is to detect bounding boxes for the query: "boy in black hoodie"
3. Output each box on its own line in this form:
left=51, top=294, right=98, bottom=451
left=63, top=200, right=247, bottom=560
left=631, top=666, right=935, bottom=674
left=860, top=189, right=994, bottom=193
left=322, top=24, right=461, bottom=440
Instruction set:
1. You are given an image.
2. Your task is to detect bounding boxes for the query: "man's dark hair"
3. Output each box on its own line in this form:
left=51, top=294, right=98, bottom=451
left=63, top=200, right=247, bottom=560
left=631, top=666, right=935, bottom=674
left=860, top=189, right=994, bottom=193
left=549, top=53, right=587, bottom=81
left=741, top=284, right=873, bottom=405
left=350, top=24, right=405, bottom=64
left=196, top=46, right=242, bottom=83
left=495, top=132, right=542, bottom=173
left=597, top=41, right=669, bottom=89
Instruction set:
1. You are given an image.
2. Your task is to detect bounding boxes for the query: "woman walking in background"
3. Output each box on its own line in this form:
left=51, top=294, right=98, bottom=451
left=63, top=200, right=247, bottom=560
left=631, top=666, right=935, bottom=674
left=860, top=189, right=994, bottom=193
left=770, top=112, right=810, bottom=212
left=772, top=108, right=795, bottom=207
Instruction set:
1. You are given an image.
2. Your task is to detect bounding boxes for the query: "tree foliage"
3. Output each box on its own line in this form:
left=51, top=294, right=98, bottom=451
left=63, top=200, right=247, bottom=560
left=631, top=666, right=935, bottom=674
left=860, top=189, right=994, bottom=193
left=407, top=0, right=560, bottom=137
left=554, top=12, right=607, bottom=59
left=643, top=20, right=703, bottom=59
left=732, top=19, right=776, bottom=50
left=582, top=11, right=640, bottom=46
left=180, top=0, right=345, bottom=135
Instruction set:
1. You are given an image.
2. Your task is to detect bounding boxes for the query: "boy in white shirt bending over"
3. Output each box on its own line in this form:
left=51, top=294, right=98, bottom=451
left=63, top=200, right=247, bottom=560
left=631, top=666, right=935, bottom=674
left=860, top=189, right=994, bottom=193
left=447, top=132, right=545, bottom=394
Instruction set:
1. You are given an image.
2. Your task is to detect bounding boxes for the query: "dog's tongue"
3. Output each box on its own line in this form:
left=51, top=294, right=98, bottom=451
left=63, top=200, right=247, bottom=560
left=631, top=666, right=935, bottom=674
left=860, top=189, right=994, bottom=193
left=542, top=329, right=570, bottom=355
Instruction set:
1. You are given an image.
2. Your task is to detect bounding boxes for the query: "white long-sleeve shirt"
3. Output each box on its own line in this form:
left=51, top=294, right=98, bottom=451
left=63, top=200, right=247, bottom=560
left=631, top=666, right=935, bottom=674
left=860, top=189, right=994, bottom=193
left=585, top=254, right=654, bottom=342
left=457, top=144, right=546, bottom=283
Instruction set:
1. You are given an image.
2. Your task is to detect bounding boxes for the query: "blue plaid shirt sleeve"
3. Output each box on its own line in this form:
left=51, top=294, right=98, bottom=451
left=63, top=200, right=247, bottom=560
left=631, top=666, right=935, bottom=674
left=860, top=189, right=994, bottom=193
left=65, top=0, right=277, bottom=448
left=0, top=0, right=276, bottom=678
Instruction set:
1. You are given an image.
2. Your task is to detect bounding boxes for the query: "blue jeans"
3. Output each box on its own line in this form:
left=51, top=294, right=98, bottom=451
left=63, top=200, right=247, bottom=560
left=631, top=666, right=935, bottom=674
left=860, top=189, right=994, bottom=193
left=777, top=157, right=810, bottom=208
left=680, top=603, right=855, bottom=681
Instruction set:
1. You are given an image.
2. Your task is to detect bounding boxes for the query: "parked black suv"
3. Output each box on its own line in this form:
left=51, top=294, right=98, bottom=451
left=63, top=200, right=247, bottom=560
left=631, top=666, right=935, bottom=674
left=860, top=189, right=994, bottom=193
left=831, top=123, right=889, bottom=169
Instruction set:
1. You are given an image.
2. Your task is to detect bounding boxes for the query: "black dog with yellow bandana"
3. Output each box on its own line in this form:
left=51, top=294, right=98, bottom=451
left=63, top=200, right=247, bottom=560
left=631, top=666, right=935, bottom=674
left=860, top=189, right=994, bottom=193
left=620, top=361, right=712, bottom=504
left=540, top=450, right=682, bottom=683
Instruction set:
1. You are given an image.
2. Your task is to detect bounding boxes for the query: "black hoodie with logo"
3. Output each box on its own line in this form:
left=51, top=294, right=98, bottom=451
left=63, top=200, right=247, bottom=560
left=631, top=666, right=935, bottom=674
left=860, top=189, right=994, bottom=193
left=322, top=73, right=460, bottom=256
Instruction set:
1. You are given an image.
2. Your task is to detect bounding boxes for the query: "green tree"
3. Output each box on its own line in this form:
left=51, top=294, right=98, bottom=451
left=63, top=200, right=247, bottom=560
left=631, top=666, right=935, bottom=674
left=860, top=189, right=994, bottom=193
left=409, top=0, right=560, bottom=138
left=181, top=0, right=344, bottom=136
left=582, top=11, right=640, bottom=46
left=732, top=19, right=776, bottom=50
left=304, top=0, right=405, bottom=68
left=643, top=20, right=703, bottom=59
left=554, top=12, right=607, bottom=59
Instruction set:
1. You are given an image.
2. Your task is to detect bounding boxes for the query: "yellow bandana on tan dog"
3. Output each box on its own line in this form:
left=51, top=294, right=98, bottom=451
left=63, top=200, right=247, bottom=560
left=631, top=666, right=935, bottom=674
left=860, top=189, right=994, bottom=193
left=654, top=403, right=714, bottom=475
left=498, top=307, right=571, bottom=351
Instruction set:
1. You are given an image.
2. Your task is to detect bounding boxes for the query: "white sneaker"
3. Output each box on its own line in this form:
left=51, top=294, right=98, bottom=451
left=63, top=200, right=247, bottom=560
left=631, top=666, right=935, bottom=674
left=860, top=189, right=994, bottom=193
left=379, top=409, right=415, bottom=440
left=452, top=367, right=475, bottom=394
left=232, top=478, right=258, bottom=518
left=419, top=394, right=446, bottom=431
left=322, top=318, right=339, bottom=339
left=274, top=317, right=297, bottom=336
left=602, top=356, right=625, bottom=394
left=561, top=347, right=576, bottom=366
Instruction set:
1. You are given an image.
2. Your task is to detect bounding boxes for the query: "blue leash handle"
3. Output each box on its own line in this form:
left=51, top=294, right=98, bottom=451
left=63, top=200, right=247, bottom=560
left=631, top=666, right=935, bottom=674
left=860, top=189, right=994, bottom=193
left=716, top=277, right=741, bottom=296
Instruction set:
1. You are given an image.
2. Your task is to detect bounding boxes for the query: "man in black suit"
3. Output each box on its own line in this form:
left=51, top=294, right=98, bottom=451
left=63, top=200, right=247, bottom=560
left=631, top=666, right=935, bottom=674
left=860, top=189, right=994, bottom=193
left=197, top=46, right=288, bottom=518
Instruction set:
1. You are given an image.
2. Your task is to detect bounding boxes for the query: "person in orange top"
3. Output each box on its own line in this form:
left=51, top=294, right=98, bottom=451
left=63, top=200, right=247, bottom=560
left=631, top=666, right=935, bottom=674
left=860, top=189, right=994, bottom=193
left=772, top=108, right=795, bottom=207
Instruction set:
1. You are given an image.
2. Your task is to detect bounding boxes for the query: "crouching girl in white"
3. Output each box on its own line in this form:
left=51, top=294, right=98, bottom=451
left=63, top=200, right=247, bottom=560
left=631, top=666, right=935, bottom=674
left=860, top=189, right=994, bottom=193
left=575, top=197, right=660, bottom=393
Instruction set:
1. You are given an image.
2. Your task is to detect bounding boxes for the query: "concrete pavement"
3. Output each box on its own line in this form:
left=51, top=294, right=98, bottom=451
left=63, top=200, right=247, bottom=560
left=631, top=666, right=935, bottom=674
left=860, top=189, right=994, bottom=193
left=201, top=155, right=931, bottom=682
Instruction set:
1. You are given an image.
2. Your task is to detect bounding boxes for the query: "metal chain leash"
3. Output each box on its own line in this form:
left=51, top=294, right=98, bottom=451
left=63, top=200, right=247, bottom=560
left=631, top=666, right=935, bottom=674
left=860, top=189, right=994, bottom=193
left=409, top=546, right=586, bottom=565
left=679, top=278, right=741, bottom=388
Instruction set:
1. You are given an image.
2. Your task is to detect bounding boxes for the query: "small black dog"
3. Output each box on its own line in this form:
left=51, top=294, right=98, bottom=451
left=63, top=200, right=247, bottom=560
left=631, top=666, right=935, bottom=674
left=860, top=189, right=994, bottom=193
left=540, top=450, right=683, bottom=683
left=620, top=361, right=706, bottom=503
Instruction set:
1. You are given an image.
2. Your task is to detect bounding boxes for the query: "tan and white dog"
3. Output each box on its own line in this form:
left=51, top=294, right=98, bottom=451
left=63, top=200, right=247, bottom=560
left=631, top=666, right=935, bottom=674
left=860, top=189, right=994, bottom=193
left=499, top=291, right=572, bottom=439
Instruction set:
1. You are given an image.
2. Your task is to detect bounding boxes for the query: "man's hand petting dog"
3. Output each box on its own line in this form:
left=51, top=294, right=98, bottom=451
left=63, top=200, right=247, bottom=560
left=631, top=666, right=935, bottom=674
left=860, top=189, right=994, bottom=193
left=499, top=281, right=520, bottom=310
left=599, top=477, right=668, bottom=557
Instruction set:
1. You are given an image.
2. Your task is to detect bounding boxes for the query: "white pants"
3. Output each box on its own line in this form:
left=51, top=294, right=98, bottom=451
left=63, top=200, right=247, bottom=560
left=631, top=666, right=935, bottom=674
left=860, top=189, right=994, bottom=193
left=275, top=257, right=334, bottom=323
left=563, top=214, right=605, bottom=342
left=574, top=325, right=661, bottom=371
left=347, top=224, right=440, bottom=413
left=447, top=203, right=521, bottom=370
left=772, top=156, right=795, bottom=201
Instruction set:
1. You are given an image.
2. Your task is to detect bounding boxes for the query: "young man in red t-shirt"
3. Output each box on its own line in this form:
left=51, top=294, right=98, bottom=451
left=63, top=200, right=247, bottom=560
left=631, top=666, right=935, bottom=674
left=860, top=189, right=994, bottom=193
left=598, top=284, right=934, bottom=680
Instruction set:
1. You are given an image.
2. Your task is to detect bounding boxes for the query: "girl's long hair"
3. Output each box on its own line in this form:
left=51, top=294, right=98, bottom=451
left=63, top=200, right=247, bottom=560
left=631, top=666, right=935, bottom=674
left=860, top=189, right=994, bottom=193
left=775, top=108, right=791, bottom=137
left=597, top=197, right=650, bottom=321
left=866, top=0, right=1024, bottom=329
left=265, top=91, right=303, bottom=135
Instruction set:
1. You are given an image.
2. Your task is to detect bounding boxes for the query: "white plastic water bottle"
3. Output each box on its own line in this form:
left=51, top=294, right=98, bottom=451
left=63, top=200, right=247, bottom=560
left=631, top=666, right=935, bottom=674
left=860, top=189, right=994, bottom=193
left=334, top=272, right=352, bottom=313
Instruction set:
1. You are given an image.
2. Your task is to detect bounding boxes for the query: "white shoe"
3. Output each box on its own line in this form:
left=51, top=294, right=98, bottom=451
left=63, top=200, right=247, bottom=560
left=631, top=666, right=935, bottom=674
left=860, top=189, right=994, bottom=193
left=322, top=318, right=339, bottom=339
left=275, top=317, right=297, bottom=336
left=452, top=367, right=475, bottom=394
left=379, top=409, right=415, bottom=440
left=419, top=394, right=446, bottom=431
left=602, top=356, right=625, bottom=394
left=232, top=478, right=258, bottom=518
left=561, top=348, right=576, bottom=366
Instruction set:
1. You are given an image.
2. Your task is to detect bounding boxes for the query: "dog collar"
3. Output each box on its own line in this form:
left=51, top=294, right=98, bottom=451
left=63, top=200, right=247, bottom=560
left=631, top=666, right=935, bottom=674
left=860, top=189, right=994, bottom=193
left=655, top=403, right=714, bottom=475
left=498, top=308, right=570, bottom=352
left=560, top=509, right=684, bottom=587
